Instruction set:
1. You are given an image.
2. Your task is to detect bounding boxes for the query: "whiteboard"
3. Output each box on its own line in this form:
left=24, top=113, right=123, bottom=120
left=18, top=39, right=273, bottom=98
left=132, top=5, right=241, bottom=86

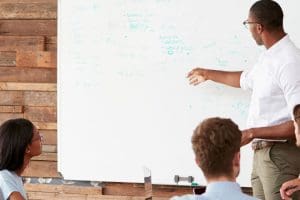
left=58, top=0, right=300, bottom=186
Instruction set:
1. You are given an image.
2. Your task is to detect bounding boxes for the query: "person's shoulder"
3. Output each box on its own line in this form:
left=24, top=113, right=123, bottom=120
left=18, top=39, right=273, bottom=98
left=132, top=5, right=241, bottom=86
left=0, top=170, right=16, bottom=184
left=0, top=169, right=9, bottom=179
left=0, top=169, right=14, bottom=178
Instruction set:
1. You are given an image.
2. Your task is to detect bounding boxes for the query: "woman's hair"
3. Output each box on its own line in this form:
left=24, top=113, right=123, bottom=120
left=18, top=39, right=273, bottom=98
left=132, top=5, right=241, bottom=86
left=0, top=118, right=34, bottom=171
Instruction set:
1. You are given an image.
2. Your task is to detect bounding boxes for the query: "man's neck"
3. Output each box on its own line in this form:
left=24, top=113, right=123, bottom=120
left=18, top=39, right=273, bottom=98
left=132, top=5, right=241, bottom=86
left=263, top=31, right=286, bottom=49
left=206, top=175, right=236, bottom=184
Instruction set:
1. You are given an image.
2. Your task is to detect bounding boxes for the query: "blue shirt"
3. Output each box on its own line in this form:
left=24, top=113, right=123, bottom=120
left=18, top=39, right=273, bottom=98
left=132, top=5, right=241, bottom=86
left=0, top=170, right=27, bottom=200
left=171, top=181, right=259, bottom=200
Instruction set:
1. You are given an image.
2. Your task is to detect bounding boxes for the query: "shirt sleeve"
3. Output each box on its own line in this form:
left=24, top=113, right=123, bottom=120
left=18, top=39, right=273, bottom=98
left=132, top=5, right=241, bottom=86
left=278, top=62, right=300, bottom=114
left=240, top=66, right=255, bottom=91
left=0, top=173, right=20, bottom=200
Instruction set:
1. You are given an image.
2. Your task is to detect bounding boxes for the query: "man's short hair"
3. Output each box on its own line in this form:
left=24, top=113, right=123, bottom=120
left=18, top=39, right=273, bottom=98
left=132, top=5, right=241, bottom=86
left=250, top=0, right=283, bottom=31
left=191, top=117, right=241, bottom=178
left=294, top=104, right=300, bottom=127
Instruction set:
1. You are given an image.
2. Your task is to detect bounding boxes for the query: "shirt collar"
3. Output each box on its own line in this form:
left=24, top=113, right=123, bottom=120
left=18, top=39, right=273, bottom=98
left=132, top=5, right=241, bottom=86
left=205, top=181, right=242, bottom=194
left=265, top=34, right=290, bottom=56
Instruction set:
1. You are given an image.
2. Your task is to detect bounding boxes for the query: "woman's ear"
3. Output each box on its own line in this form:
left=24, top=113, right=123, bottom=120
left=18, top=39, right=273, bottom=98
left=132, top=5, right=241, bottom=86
left=25, top=146, right=31, bottom=154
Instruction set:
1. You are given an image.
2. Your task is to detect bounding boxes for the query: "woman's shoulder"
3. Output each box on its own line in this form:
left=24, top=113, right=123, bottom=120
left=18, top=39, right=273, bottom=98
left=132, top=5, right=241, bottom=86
left=0, top=170, right=17, bottom=181
left=0, top=169, right=13, bottom=176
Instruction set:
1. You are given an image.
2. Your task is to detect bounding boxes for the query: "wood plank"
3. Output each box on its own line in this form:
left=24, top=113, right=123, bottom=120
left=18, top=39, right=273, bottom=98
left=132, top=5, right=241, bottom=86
left=39, top=129, right=56, bottom=145
left=37, top=51, right=56, bottom=68
left=25, top=184, right=102, bottom=195
left=0, top=82, right=56, bottom=91
left=26, top=192, right=151, bottom=200
left=0, top=91, right=23, bottom=105
left=34, top=122, right=57, bottom=130
left=27, top=192, right=87, bottom=200
left=0, top=36, right=44, bottom=51
left=45, top=36, right=56, bottom=51
left=24, top=106, right=56, bottom=122
left=0, top=113, right=23, bottom=124
left=22, top=160, right=60, bottom=177
left=0, top=51, right=15, bottom=66
left=32, top=152, right=57, bottom=161
left=0, top=0, right=56, bottom=3
left=0, top=105, right=23, bottom=113
left=0, top=20, right=56, bottom=36
left=26, top=191, right=59, bottom=200
left=24, top=91, right=56, bottom=106
left=0, top=67, right=56, bottom=83
left=102, top=183, right=194, bottom=198
left=42, top=144, right=57, bottom=153
left=24, top=183, right=193, bottom=200
left=16, top=51, right=56, bottom=68
left=61, top=186, right=102, bottom=196
left=0, top=2, right=57, bottom=19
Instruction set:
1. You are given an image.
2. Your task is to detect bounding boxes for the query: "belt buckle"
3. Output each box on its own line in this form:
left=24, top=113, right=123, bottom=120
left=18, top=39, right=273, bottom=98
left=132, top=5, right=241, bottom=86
left=252, top=141, right=273, bottom=150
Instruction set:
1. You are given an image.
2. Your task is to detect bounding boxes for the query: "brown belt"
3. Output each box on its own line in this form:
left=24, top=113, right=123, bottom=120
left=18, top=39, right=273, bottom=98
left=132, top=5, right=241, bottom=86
left=251, top=139, right=296, bottom=151
left=251, top=141, right=275, bottom=150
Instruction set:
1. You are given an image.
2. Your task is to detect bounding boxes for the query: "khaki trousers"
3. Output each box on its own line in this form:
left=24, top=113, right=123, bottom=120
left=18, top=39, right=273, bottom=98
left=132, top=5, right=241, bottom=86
left=252, top=142, right=300, bottom=200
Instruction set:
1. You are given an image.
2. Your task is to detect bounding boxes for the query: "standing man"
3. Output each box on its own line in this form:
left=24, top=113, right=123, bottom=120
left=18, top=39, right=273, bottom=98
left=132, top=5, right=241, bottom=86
left=187, top=0, right=300, bottom=199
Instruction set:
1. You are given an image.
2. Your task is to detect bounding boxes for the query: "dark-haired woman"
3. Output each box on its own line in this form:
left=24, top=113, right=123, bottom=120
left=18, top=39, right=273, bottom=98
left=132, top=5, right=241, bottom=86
left=0, top=118, right=42, bottom=200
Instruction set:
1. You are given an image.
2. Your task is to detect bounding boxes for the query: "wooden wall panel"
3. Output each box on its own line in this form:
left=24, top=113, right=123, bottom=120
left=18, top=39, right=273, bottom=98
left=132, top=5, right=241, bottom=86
left=34, top=121, right=57, bottom=130
left=0, top=0, right=56, bottom=3
left=0, top=113, right=23, bottom=124
left=42, top=144, right=57, bottom=153
left=0, top=82, right=56, bottom=91
left=0, top=2, right=57, bottom=19
left=0, top=51, right=15, bottom=66
left=0, top=20, right=56, bottom=36
left=0, top=36, right=45, bottom=51
left=25, top=184, right=102, bottom=195
left=23, top=160, right=60, bottom=177
left=0, top=91, right=23, bottom=105
left=0, top=67, right=56, bottom=83
left=0, top=105, right=23, bottom=113
left=16, top=51, right=57, bottom=68
left=40, top=130, right=57, bottom=145
left=33, top=152, right=57, bottom=161
left=36, top=51, right=57, bottom=68
left=24, top=106, right=56, bottom=122
left=46, top=36, right=56, bottom=51
left=24, top=183, right=178, bottom=200
left=24, top=91, right=56, bottom=106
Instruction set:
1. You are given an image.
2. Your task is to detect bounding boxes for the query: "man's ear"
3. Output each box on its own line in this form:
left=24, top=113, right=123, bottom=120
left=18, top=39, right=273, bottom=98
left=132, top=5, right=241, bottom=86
left=195, top=157, right=200, bottom=167
left=233, top=151, right=240, bottom=167
left=257, top=24, right=264, bottom=34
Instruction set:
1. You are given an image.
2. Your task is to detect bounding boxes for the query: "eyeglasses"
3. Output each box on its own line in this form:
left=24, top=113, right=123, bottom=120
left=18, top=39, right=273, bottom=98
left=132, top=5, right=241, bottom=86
left=242, top=20, right=260, bottom=29
left=32, top=132, right=44, bottom=143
